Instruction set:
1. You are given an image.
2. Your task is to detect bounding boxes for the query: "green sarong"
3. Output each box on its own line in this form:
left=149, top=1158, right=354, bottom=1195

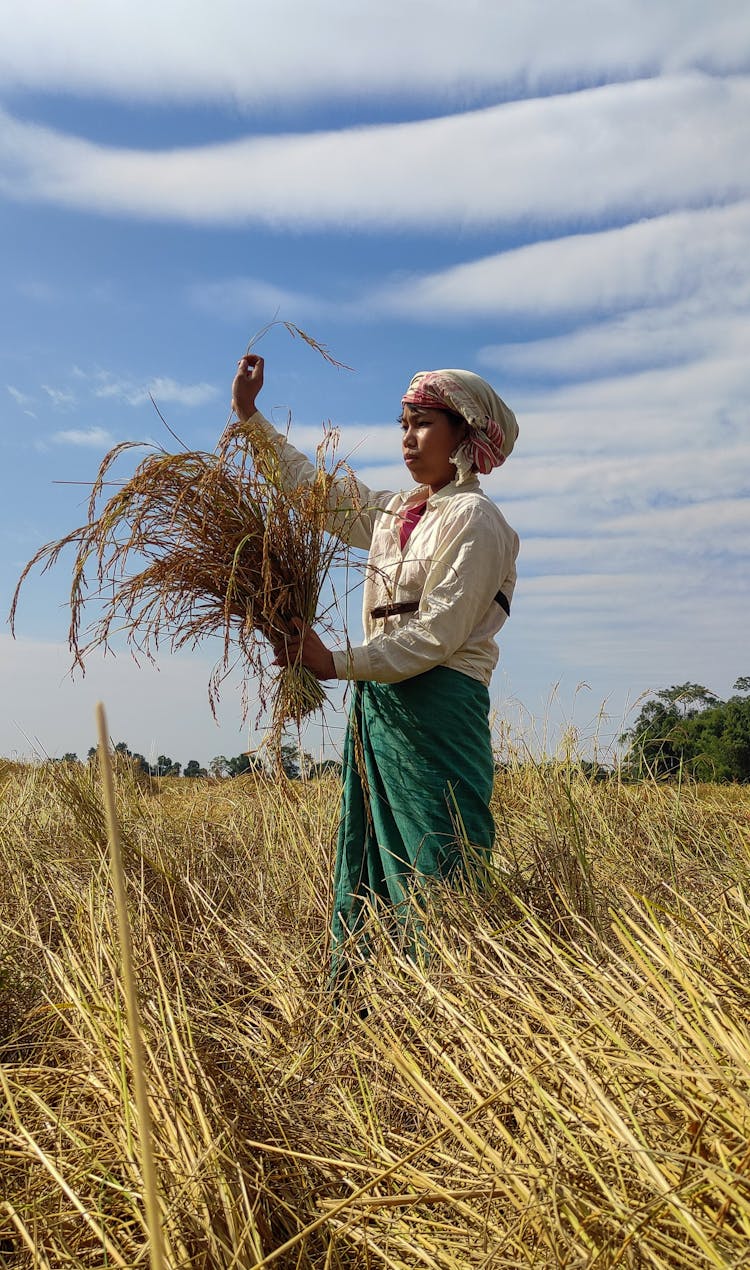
left=331, top=666, right=495, bottom=962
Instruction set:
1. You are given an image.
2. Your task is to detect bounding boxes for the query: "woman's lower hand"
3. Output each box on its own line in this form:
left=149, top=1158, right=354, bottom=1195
left=232, top=354, right=264, bottom=422
left=272, top=618, right=337, bottom=681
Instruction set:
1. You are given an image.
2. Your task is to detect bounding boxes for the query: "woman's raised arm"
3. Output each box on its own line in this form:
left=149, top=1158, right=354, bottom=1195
left=231, top=353, right=394, bottom=551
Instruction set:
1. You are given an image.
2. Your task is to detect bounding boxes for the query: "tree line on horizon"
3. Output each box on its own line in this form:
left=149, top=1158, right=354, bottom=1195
left=53, top=741, right=341, bottom=781
left=620, top=677, right=750, bottom=782
left=44, top=676, right=750, bottom=785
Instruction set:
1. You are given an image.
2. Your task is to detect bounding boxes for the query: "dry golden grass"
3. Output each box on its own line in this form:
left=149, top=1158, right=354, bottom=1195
left=1, top=753, right=749, bottom=1267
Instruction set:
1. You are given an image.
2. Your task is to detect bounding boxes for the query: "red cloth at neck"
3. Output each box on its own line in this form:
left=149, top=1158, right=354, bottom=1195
left=399, top=501, right=427, bottom=550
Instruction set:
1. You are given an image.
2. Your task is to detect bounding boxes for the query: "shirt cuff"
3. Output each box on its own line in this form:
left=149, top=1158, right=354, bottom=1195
left=332, top=645, right=374, bottom=681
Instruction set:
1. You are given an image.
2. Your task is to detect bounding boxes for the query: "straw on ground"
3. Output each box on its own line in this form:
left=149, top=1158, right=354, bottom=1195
left=1, top=748, right=749, bottom=1267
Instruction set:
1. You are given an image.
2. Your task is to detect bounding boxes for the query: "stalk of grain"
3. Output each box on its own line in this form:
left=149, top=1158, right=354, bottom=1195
left=95, top=702, right=167, bottom=1270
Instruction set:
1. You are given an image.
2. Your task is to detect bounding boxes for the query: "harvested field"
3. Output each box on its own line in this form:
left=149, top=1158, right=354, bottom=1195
left=1, top=755, right=749, bottom=1267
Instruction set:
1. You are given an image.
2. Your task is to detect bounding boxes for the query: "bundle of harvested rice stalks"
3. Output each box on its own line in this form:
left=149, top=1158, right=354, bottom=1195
left=10, top=408, right=358, bottom=739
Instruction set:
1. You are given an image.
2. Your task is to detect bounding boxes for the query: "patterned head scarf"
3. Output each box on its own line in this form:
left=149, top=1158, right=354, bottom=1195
left=401, top=369, right=518, bottom=481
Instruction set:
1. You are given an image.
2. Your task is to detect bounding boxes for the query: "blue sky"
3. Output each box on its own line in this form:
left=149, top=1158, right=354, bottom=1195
left=1, top=1, right=748, bottom=767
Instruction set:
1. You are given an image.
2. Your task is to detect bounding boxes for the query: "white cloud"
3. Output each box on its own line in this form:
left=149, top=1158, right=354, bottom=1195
left=513, top=497, right=749, bottom=572
left=500, top=556, right=747, bottom=713
left=0, top=1, right=745, bottom=103
left=377, top=201, right=750, bottom=320
left=604, top=496, right=750, bottom=541
left=148, top=377, right=219, bottom=408
left=479, top=306, right=744, bottom=381
left=93, top=373, right=219, bottom=408
left=7, top=385, right=35, bottom=414
left=0, top=74, right=747, bottom=228
left=189, top=277, right=324, bottom=322
left=43, top=384, right=77, bottom=410
left=16, top=279, right=60, bottom=303
left=51, top=427, right=114, bottom=447
left=501, top=348, right=749, bottom=458
left=492, top=444, right=750, bottom=512
left=505, top=563, right=747, bottom=667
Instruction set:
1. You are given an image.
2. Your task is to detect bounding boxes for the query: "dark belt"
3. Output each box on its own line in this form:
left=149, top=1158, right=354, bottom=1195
left=370, top=590, right=510, bottom=620
left=369, top=600, right=420, bottom=620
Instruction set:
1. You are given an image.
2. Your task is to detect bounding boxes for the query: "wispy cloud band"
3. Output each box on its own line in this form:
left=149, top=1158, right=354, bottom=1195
left=376, top=201, right=750, bottom=319
left=0, top=1, right=746, bottom=102
left=1, top=74, right=747, bottom=229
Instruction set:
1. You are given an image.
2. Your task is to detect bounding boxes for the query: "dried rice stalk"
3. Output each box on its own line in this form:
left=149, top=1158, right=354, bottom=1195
left=10, top=408, right=357, bottom=740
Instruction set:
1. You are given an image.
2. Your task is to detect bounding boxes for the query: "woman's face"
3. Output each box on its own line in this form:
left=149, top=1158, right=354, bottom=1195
left=400, top=404, right=466, bottom=493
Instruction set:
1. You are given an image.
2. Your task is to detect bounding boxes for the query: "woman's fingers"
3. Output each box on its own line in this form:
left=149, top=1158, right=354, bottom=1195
left=271, top=631, right=301, bottom=666
left=238, top=353, right=264, bottom=381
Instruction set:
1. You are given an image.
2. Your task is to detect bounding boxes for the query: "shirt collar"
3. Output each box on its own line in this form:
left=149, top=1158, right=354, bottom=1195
left=404, top=473, right=481, bottom=505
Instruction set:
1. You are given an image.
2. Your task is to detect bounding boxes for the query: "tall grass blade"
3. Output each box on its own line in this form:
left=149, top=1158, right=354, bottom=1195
left=95, top=702, right=167, bottom=1270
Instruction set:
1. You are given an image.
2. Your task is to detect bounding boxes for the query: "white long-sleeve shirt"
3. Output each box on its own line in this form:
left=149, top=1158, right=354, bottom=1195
left=250, top=411, right=519, bottom=687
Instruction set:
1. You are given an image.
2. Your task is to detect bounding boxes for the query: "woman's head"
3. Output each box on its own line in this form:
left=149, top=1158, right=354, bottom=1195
left=401, top=369, right=518, bottom=484
left=400, top=402, right=468, bottom=493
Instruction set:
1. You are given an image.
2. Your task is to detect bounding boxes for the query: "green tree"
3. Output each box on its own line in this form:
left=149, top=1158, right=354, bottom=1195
left=279, top=743, right=314, bottom=779
left=620, top=684, right=714, bottom=778
left=309, top=758, right=342, bottom=778
left=621, top=680, right=750, bottom=782
left=227, top=753, right=253, bottom=777
left=280, top=743, right=301, bottom=780
left=659, top=683, right=718, bottom=715
left=183, top=759, right=207, bottom=778
left=153, top=755, right=181, bottom=777
left=109, top=741, right=150, bottom=775
left=229, top=753, right=266, bottom=776
left=689, top=695, right=750, bottom=782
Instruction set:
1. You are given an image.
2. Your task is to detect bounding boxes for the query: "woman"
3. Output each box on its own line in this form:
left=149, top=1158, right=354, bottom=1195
left=232, top=355, right=519, bottom=967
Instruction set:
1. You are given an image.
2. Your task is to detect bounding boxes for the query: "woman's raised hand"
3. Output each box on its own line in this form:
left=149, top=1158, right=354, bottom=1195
left=232, top=354, right=264, bottom=422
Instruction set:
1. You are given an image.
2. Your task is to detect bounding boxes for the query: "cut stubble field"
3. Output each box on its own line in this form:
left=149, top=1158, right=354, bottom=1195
left=1, top=755, right=749, bottom=1268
